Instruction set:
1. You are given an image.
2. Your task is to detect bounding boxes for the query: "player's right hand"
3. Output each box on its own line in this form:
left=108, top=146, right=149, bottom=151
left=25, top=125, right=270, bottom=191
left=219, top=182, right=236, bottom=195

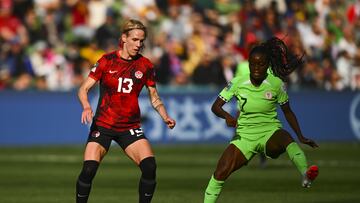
left=81, top=107, right=94, bottom=124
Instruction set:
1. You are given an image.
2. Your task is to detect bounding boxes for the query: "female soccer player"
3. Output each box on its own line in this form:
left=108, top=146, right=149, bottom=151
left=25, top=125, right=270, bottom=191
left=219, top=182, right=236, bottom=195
left=75, top=19, right=176, bottom=203
left=203, top=37, right=319, bottom=203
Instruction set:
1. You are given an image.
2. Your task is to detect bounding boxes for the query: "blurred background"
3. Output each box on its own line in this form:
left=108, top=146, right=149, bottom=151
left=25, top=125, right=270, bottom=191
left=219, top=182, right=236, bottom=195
left=1, top=0, right=360, bottom=145
left=0, top=1, right=360, bottom=203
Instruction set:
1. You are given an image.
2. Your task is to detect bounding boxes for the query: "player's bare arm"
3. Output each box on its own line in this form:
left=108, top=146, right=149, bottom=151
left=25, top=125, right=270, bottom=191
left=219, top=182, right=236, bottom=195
left=147, top=86, right=176, bottom=129
left=78, top=77, right=97, bottom=124
left=212, top=97, right=237, bottom=127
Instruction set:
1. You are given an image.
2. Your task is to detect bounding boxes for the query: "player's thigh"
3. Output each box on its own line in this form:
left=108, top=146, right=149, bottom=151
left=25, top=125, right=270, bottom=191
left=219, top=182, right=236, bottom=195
left=265, top=129, right=294, bottom=158
left=124, top=139, right=154, bottom=165
left=84, top=142, right=108, bottom=162
left=84, top=126, right=113, bottom=161
left=214, top=144, right=248, bottom=180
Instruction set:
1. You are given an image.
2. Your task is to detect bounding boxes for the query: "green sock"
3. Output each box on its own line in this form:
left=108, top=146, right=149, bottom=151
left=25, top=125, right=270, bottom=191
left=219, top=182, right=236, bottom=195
left=286, top=142, right=308, bottom=174
left=204, top=175, right=225, bottom=203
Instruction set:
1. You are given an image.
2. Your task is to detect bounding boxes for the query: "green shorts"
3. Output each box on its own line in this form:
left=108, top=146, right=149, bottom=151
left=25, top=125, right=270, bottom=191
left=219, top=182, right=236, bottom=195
left=230, top=128, right=280, bottom=161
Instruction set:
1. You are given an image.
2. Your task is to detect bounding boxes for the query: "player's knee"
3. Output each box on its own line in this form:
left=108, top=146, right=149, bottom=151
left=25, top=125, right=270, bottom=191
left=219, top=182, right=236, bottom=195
left=267, top=147, right=285, bottom=159
left=79, top=160, right=99, bottom=183
left=268, top=152, right=280, bottom=159
left=214, top=165, right=232, bottom=181
left=266, top=140, right=287, bottom=159
left=139, top=157, right=156, bottom=180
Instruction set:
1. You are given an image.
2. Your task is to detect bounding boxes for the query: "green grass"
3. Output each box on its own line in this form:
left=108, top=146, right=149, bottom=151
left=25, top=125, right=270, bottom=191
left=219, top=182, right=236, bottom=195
left=0, top=143, right=359, bottom=203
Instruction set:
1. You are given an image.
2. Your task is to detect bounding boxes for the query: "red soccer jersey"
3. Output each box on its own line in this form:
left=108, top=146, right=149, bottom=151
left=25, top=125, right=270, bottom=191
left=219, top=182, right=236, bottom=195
left=89, top=51, right=156, bottom=132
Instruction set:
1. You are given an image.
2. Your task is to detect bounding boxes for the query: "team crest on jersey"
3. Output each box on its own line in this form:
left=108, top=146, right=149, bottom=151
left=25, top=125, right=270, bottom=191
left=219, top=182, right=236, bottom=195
left=91, top=131, right=100, bottom=138
left=91, top=62, right=99, bottom=72
left=135, top=71, right=143, bottom=79
left=265, top=91, right=273, bottom=99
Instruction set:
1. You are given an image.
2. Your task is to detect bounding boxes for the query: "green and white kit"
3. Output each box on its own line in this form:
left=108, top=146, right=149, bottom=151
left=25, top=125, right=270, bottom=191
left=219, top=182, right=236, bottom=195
left=219, top=73, right=288, bottom=159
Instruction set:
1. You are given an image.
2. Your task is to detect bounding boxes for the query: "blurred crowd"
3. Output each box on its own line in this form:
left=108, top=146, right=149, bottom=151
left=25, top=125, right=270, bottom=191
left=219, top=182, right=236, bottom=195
left=0, top=0, right=359, bottom=91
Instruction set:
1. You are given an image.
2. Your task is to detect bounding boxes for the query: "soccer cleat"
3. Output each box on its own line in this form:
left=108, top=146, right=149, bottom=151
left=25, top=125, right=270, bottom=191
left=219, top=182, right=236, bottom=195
left=302, top=165, right=319, bottom=188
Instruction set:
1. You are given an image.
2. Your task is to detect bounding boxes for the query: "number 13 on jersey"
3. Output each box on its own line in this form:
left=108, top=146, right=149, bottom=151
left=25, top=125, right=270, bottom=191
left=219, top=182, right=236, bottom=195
left=117, top=77, right=133, bottom=93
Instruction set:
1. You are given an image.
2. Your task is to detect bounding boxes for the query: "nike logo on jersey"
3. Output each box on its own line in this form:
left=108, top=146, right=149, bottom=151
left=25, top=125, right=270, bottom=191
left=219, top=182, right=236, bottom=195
left=109, top=70, right=118, bottom=73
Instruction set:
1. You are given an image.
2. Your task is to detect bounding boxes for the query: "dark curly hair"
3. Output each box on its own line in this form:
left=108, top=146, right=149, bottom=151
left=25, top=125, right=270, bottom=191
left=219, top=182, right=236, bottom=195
left=249, top=37, right=304, bottom=82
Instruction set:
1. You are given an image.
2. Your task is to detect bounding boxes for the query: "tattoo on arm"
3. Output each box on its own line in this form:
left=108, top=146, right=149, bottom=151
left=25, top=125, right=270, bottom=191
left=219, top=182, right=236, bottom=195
left=151, top=96, right=163, bottom=110
left=149, top=86, right=169, bottom=121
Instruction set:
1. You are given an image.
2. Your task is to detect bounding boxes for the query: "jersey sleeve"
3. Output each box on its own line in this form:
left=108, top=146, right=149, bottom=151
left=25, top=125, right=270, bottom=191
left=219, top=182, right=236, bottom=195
left=219, top=77, right=239, bottom=102
left=277, top=82, right=289, bottom=105
left=88, top=56, right=106, bottom=81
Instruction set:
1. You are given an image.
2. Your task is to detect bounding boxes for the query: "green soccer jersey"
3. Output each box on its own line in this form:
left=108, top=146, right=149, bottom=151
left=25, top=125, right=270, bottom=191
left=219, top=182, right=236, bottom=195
left=219, top=73, right=289, bottom=140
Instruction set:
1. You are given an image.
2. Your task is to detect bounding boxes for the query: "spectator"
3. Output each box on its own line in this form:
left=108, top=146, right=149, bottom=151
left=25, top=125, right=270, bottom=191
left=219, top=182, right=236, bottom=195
left=94, top=9, right=120, bottom=50
left=0, top=0, right=29, bottom=45
left=0, top=0, right=359, bottom=92
left=192, top=53, right=224, bottom=86
left=5, top=38, right=34, bottom=90
left=336, top=50, right=353, bottom=90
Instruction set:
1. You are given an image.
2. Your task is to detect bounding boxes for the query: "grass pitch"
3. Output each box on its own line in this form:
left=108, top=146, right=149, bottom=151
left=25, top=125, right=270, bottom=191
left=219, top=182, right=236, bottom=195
left=0, top=142, right=359, bottom=203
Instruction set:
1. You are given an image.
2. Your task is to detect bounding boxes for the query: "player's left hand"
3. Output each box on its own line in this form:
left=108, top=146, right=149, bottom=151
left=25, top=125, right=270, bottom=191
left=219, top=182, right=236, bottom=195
left=164, top=117, right=176, bottom=129
left=299, top=136, right=319, bottom=148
